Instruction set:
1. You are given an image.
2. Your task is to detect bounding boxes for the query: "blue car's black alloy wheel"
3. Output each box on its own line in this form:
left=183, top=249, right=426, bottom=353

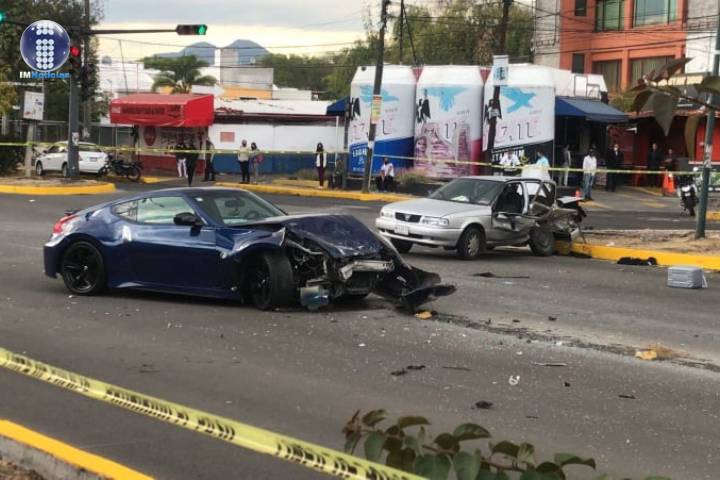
left=60, top=241, right=106, bottom=295
left=247, top=251, right=295, bottom=310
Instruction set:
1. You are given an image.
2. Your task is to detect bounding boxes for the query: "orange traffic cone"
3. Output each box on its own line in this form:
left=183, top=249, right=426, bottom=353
left=661, top=171, right=676, bottom=196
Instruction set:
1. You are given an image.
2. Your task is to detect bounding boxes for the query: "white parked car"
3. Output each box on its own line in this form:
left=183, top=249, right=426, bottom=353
left=35, top=142, right=108, bottom=176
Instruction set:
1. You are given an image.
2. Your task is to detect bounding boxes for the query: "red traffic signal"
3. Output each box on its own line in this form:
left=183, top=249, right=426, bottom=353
left=70, top=45, right=81, bottom=58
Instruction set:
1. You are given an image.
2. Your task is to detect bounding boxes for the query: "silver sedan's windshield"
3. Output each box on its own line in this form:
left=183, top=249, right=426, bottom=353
left=430, top=179, right=503, bottom=205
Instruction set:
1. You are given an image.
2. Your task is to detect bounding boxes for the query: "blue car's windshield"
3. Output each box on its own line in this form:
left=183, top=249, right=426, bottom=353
left=430, top=178, right=503, bottom=205
left=193, top=191, right=285, bottom=226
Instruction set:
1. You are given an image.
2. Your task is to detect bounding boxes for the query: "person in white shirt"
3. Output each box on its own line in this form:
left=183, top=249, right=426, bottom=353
left=375, top=157, right=395, bottom=192
left=582, top=149, right=598, bottom=201
left=535, top=150, right=550, bottom=168
left=237, top=140, right=250, bottom=184
left=561, top=144, right=572, bottom=186
left=499, top=151, right=520, bottom=176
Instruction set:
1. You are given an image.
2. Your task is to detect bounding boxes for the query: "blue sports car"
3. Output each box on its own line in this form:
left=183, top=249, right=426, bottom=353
left=44, top=188, right=454, bottom=311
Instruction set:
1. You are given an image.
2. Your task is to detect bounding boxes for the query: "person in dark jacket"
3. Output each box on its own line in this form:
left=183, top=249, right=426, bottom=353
left=315, top=142, right=327, bottom=187
left=647, top=142, right=663, bottom=187
left=605, top=143, right=623, bottom=192
left=203, top=139, right=215, bottom=182
left=186, top=141, right=199, bottom=186
left=664, top=148, right=678, bottom=172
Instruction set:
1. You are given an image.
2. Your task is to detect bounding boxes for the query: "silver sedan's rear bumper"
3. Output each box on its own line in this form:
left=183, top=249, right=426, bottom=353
left=375, top=217, right=461, bottom=247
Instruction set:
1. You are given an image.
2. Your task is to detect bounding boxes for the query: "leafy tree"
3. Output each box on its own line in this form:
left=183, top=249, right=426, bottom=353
left=344, top=410, right=672, bottom=480
left=142, top=55, right=217, bottom=94
left=259, top=53, right=333, bottom=97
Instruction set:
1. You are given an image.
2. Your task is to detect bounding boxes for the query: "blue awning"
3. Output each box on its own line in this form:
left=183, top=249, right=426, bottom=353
left=555, top=97, right=628, bottom=123
left=326, top=97, right=348, bottom=116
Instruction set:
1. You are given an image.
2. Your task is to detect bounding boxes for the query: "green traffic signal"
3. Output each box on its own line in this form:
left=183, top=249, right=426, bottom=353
left=0, top=12, right=6, bottom=23
left=175, top=24, right=207, bottom=35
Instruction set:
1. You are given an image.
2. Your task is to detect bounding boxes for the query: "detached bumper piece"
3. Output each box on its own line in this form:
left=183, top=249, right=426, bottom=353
left=374, top=264, right=456, bottom=312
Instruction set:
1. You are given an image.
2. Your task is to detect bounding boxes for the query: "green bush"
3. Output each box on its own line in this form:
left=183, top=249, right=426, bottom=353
left=397, top=169, right=431, bottom=189
left=0, top=135, right=24, bottom=176
left=343, top=410, right=671, bottom=480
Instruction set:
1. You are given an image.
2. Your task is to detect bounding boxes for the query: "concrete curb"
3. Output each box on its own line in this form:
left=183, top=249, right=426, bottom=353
left=555, top=241, right=720, bottom=271
left=0, top=420, right=152, bottom=480
left=215, top=181, right=412, bottom=202
left=0, top=182, right=116, bottom=196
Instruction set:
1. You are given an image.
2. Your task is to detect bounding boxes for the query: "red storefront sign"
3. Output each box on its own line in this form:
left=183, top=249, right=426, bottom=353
left=110, top=94, right=214, bottom=127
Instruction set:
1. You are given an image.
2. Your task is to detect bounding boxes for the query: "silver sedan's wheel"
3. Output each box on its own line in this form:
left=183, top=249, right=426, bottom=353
left=456, top=226, right=485, bottom=260
left=529, top=227, right=554, bottom=256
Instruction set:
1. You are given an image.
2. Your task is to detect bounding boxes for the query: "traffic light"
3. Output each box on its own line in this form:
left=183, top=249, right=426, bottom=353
left=0, top=11, right=6, bottom=23
left=68, top=41, right=82, bottom=81
left=80, top=63, right=96, bottom=101
left=175, top=24, right=207, bottom=35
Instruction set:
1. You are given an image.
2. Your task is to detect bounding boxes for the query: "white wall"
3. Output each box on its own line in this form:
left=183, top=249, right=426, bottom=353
left=209, top=121, right=342, bottom=153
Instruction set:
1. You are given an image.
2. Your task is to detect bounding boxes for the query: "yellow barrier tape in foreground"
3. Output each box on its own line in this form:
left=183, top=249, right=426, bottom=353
left=0, top=347, right=423, bottom=480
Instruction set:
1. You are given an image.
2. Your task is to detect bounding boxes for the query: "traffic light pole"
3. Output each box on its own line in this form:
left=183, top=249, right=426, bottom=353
left=67, top=80, right=80, bottom=178
left=696, top=18, right=720, bottom=239
left=362, top=0, right=390, bottom=194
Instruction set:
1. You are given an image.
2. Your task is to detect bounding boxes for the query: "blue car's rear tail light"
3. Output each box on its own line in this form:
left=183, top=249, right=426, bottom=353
left=52, top=214, right=77, bottom=236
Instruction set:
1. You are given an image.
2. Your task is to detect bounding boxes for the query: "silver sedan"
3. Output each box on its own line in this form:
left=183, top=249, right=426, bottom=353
left=375, top=176, right=582, bottom=260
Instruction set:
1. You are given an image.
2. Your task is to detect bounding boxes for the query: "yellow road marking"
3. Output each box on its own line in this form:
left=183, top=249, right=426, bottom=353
left=0, top=420, right=153, bottom=480
left=0, top=182, right=116, bottom=196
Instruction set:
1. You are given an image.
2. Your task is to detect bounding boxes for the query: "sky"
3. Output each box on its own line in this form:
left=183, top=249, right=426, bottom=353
left=95, top=0, right=379, bottom=62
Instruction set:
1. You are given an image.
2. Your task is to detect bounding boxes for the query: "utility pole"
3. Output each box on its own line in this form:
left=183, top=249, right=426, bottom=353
left=362, top=0, right=391, bottom=193
left=67, top=80, right=80, bottom=178
left=696, top=19, right=720, bottom=238
left=82, top=0, right=91, bottom=139
left=399, top=0, right=404, bottom=64
left=484, top=0, right=512, bottom=173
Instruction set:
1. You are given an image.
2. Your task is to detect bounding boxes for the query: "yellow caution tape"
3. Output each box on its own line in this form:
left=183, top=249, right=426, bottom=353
left=0, top=141, right=709, bottom=176
left=0, top=347, right=423, bottom=480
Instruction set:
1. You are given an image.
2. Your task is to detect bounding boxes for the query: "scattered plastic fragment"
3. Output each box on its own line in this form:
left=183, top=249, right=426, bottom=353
left=635, top=349, right=658, bottom=361
left=508, top=375, right=520, bottom=386
left=473, top=401, right=494, bottom=410
left=618, top=393, right=636, bottom=400
left=531, top=362, right=568, bottom=367
left=415, top=310, right=433, bottom=320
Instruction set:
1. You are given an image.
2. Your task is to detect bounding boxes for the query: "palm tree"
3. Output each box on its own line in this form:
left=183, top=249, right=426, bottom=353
left=142, top=55, right=217, bottom=94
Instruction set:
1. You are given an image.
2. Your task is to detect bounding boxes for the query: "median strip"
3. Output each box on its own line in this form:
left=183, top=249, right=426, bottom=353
left=0, top=181, right=116, bottom=196
left=216, top=181, right=412, bottom=203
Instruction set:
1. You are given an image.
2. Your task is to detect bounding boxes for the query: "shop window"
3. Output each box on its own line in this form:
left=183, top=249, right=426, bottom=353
left=630, top=56, right=674, bottom=87
left=575, top=0, right=587, bottom=16
left=572, top=54, right=585, bottom=74
left=595, top=0, right=624, bottom=31
left=593, top=60, right=621, bottom=93
left=634, top=0, right=677, bottom=26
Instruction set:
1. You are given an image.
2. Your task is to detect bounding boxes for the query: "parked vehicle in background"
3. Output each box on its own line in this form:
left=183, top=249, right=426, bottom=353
left=34, top=142, right=107, bottom=177
left=98, top=154, right=143, bottom=182
left=376, top=176, right=584, bottom=260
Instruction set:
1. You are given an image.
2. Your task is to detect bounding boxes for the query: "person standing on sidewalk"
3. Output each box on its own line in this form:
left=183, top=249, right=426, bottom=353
left=237, top=140, right=250, bottom=184
left=250, top=142, right=261, bottom=183
left=560, top=145, right=572, bottom=186
left=664, top=147, right=678, bottom=172
left=647, top=142, right=663, bottom=187
left=203, top=139, right=216, bottom=182
left=582, top=149, right=597, bottom=201
left=186, top=141, right=199, bottom=186
left=175, top=138, right=187, bottom=178
left=605, top=143, right=623, bottom=192
left=315, top=142, right=327, bottom=188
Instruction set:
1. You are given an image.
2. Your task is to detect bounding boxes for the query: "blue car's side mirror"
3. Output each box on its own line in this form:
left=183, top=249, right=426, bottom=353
left=174, top=212, right=203, bottom=228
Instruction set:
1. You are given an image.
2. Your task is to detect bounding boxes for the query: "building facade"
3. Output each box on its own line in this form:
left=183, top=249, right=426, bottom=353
left=534, top=0, right=718, bottom=94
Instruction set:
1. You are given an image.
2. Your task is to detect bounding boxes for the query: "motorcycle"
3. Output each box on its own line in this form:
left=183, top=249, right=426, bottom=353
left=676, top=173, right=698, bottom=217
left=98, top=154, right=143, bottom=182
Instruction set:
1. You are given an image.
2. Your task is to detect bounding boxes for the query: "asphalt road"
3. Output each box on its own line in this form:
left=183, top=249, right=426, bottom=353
left=1, top=186, right=719, bottom=480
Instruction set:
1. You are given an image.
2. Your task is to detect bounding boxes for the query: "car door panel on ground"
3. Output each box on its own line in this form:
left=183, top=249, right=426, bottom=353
left=113, top=196, right=224, bottom=290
